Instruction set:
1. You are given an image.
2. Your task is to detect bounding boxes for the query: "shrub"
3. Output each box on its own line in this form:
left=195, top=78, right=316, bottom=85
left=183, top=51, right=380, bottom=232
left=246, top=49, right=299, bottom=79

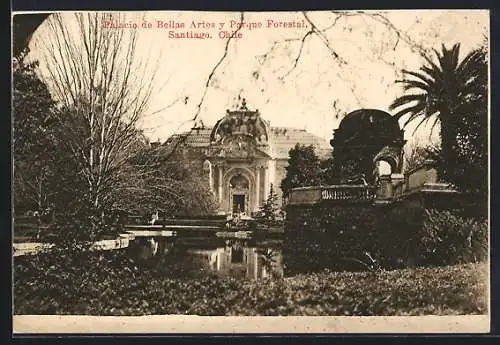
left=13, top=249, right=487, bottom=316
left=284, top=203, right=488, bottom=273
left=420, top=209, right=488, bottom=266
left=284, top=204, right=421, bottom=273
left=255, top=184, right=283, bottom=229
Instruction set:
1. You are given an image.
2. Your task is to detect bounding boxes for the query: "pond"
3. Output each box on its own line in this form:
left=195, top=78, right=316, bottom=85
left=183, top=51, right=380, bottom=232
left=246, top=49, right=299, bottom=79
left=128, top=235, right=284, bottom=280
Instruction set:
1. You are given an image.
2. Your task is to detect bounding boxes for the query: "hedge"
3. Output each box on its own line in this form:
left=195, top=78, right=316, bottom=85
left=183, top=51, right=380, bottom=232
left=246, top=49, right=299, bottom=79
left=420, top=209, right=488, bottom=265
left=284, top=203, right=487, bottom=274
left=14, top=249, right=487, bottom=316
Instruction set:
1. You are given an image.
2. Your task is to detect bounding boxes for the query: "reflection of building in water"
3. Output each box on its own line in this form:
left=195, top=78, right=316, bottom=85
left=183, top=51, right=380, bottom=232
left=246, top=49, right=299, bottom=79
left=188, top=245, right=283, bottom=280
left=165, top=98, right=331, bottom=215
left=136, top=237, right=159, bottom=260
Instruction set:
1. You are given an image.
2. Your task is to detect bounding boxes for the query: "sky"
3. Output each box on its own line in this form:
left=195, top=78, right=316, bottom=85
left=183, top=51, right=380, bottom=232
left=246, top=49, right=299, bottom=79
left=27, top=10, right=489, bottom=148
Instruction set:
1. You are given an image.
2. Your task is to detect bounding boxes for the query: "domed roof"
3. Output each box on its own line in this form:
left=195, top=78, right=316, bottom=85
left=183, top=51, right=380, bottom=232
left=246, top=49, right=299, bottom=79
left=209, top=99, right=270, bottom=144
left=332, top=109, right=403, bottom=148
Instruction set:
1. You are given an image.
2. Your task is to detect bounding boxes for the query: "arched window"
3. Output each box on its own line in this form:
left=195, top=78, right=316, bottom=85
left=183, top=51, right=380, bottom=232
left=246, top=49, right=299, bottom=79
left=377, top=160, right=392, bottom=176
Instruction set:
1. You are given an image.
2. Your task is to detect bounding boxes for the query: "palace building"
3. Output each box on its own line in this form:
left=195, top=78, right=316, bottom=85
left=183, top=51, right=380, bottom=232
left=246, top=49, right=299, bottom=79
left=165, top=99, right=332, bottom=215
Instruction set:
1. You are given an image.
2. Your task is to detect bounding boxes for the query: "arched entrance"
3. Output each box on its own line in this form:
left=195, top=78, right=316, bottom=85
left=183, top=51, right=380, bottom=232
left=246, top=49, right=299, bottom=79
left=330, top=109, right=405, bottom=184
left=229, top=173, right=250, bottom=215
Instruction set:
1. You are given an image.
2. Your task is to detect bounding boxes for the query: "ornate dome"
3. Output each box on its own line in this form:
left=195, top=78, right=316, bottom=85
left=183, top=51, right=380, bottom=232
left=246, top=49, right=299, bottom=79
left=329, top=109, right=406, bottom=183
left=331, top=109, right=403, bottom=148
left=209, top=98, right=270, bottom=145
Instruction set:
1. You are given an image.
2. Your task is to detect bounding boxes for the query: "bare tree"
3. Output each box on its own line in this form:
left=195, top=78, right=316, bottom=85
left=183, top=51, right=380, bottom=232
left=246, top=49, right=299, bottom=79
left=253, top=11, right=458, bottom=111
left=258, top=11, right=432, bottom=77
left=35, top=13, right=158, bottom=217
left=403, top=142, right=440, bottom=173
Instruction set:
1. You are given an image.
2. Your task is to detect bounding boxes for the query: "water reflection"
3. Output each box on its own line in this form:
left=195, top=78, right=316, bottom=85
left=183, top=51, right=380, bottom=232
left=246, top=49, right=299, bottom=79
left=130, top=236, right=283, bottom=280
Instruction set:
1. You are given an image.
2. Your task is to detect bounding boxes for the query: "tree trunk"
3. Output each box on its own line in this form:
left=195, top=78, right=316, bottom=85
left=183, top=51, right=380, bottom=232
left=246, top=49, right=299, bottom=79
left=438, top=109, right=457, bottom=183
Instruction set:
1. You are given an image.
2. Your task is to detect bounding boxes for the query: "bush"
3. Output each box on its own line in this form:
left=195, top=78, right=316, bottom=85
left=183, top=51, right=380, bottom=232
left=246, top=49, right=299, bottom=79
left=284, top=203, right=488, bottom=273
left=13, top=248, right=487, bottom=316
left=420, top=209, right=488, bottom=266
left=284, top=204, right=421, bottom=273
left=33, top=209, right=126, bottom=249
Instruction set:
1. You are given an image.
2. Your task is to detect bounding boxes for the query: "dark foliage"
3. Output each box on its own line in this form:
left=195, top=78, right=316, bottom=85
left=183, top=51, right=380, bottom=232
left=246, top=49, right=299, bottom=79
left=281, top=144, right=322, bottom=198
left=284, top=203, right=487, bottom=274
left=118, top=144, right=218, bottom=217
left=420, top=209, right=488, bottom=264
left=320, top=158, right=336, bottom=185
left=390, top=43, right=488, bottom=210
left=255, top=184, right=282, bottom=228
left=14, top=248, right=487, bottom=316
left=13, top=47, right=58, bottom=216
left=12, top=44, right=217, bottom=241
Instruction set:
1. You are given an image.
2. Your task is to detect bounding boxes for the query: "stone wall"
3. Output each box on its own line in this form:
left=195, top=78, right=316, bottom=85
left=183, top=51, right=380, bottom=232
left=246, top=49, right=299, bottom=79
left=405, top=161, right=438, bottom=191
left=284, top=201, right=423, bottom=274
left=284, top=185, right=481, bottom=275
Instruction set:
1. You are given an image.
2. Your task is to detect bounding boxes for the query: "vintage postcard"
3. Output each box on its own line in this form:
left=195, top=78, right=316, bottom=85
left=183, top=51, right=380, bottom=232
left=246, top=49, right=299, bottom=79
left=11, top=10, right=490, bottom=333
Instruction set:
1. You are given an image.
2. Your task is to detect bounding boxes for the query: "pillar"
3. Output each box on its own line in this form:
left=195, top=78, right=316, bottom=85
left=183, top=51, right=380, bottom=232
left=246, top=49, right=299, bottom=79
left=263, top=166, right=269, bottom=200
left=255, top=166, right=260, bottom=210
left=218, top=165, right=223, bottom=204
left=254, top=249, right=259, bottom=279
left=209, top=164, right=214, bottom=192
left=376, top=175, right=392, bottom=200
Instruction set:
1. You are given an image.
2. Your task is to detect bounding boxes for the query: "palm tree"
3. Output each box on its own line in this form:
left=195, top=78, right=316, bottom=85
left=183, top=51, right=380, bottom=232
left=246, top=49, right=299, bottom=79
left=390, top=43, right=487, bottom=185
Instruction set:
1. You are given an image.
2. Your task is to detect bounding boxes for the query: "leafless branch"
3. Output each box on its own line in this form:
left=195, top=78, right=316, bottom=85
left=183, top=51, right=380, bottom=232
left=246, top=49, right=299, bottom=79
left=193, top=12, right=245, bottom=124
left=280, top=30, right=314, bottom=79
left=160, top=12, right=246, bottom=159
left=302, top=11, right=347, bottom=65
left=37, top=12, right=158, bottom=212
left=358, top=11, right=431, bottom=59
left=254, top=10, right=434, bottom=104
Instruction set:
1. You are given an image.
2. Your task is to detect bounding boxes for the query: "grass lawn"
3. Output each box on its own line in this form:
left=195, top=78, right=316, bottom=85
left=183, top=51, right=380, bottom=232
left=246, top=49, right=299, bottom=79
left=13, top=249, right=488, bottom=316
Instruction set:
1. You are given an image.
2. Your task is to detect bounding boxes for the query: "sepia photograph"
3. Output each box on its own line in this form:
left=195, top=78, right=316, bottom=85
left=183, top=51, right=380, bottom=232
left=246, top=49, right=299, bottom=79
left=11, top=9, right=489, bottom=333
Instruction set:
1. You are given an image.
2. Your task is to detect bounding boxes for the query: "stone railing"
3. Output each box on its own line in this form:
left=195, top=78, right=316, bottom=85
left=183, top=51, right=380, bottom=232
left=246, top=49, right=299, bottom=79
left=320, top=185, right=376, bottom=202
left=288, top=185, right=377, bottom=205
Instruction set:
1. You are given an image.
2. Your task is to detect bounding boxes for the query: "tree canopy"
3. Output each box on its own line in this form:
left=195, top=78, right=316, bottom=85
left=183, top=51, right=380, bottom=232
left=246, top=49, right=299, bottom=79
left=256, top=183, right=281, bottom=228
left=280, top=144, right=322, bottom=198
left=390, top=43, right=487, bottom=208
left=12, top=15, right=218, bottom=225
left=115, top=143, right=218, bottom=217
left=13, top=47, right=58, bottom=215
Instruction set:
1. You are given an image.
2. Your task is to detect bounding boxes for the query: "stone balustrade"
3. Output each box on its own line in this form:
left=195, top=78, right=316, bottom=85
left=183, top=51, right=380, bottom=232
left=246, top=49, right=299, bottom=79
left=321, top=185, right=376, bottom=202
left=288, top=185, right=377, bottom=206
